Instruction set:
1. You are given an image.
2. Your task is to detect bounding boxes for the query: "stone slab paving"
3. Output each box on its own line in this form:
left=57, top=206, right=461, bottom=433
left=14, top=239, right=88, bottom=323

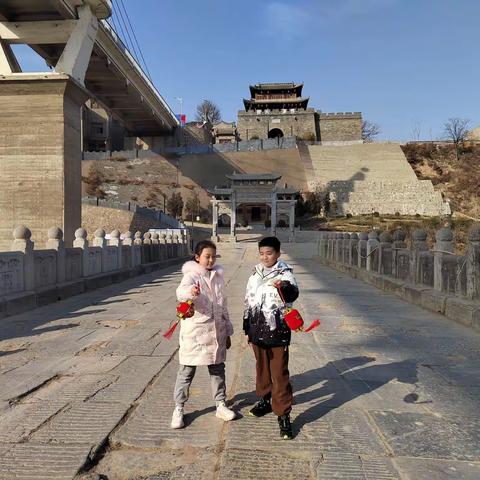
left=1, top=245, right=480, bottom=479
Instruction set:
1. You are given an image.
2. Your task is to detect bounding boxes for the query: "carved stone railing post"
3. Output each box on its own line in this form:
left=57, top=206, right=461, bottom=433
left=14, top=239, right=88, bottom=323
left=143, top=232, right=152, bottom=264
left=11, top=225, right=35, bottom=291
left=166, top=232, right=173, bottom=259
left=93, top=228, right=107, bottom=272
left=349, top=233, right=358, bottom=266
left=392, top=229, right=407, bottom=278
left=319, top=232, right=327, bottom=258
left=466, top=225, right=480, bottom=300
left=122, top=231, right=133, bottom=268
left=73, top=228, right=89, bottom=277
left=134, top=231, right=143, bottom=246
left=151, top=232, right=160, bottom=262
left=434, top=227, right=454, bottom=292
left=46, top=227, right=66, bottom=284
left=358, top=232, right=368, bottom=269
left=378, top=232, right=393, bottom=275
left=342, top=233, right=350, bottom=264
left=109, top=229, right=122, bottom=270
left=335, top=233, right=342, bottom=263
left=173, top=233, right=180, bottom=258
left=159, top=233, right=167, bottom=261
left=131, top=232, right=142, bottom=266
left=366, top=231, right=380, bottom=272
left=410, top=229, right=428, bottom=284
left=123, top=231, right=133, bottom=247
left=330, top=233, right=336, bottom=261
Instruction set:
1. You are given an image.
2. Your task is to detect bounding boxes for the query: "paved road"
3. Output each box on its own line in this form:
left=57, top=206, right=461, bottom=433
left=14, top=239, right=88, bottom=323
left=0, top=244, right=479, bottom=479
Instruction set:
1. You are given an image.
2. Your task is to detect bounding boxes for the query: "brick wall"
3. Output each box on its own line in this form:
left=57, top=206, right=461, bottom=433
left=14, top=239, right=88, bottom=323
left=319, top=112, right=362, bottom=142
left=237, top=109, right=317, bottom=141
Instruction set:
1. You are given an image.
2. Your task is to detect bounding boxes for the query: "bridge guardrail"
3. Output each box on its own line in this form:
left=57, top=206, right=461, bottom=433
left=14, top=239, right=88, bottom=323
left=0, top=226, right=190, bottom=319
left=317, top=227, right=480, bottom=330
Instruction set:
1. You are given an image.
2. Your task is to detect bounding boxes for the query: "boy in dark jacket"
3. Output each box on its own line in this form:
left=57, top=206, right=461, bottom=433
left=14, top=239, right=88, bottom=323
left=243, top=236, right=299, bottom=439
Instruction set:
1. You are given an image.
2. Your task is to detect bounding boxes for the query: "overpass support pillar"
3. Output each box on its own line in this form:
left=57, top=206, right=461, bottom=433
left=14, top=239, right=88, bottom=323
left=0, top=74, right=88, bottom=249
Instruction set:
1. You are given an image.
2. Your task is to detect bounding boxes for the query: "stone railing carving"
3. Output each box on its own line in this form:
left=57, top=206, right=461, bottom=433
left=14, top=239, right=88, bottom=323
left=318, top=226, right=480, bottom=329
left=0, top=225, right=190, bottom=317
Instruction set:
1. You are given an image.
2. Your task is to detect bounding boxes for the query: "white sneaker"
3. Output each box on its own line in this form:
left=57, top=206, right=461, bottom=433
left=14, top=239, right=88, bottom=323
left=216, top=401, right=236, bottom=421
left=171, top=406, right=184, bottom=429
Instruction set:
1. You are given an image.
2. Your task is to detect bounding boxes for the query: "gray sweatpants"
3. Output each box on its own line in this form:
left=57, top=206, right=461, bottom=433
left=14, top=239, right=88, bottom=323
left=173, top=363, right=226, bottom=407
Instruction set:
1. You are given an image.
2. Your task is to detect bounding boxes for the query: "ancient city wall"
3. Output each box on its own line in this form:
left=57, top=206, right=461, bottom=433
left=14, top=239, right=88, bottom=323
left=317, top=227, right=480, bottom=330
left=237, top=109, right=317, bottom=141
left=319, top=112, right=363, bottom=142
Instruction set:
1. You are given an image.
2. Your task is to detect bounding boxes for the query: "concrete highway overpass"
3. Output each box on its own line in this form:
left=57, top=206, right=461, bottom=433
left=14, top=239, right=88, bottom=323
left=0, top=0, right=178, bottom=136
left=0, top=0, right=178, bottom=247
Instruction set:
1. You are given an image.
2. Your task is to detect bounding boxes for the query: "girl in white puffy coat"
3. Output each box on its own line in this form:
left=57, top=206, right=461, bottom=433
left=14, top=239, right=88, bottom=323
left=171, top=240, right=236, bottom=429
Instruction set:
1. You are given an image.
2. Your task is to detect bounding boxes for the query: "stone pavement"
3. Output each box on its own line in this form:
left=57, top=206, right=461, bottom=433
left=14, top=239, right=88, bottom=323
left=0, top=244, right=479, bottom=479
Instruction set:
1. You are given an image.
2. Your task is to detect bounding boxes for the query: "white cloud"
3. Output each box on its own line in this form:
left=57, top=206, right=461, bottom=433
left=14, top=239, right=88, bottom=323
left=264, top=0, right=397, bottom=40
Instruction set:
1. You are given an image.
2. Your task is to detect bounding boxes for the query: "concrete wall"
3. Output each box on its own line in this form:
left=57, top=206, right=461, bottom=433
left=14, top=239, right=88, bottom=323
left=0, top=225, right=190, bottom=319
left=0, top=76, right=87, bottom=250
left=319, top=112, right=363, bottom=142
left=317, top=227, right=480, bottom=331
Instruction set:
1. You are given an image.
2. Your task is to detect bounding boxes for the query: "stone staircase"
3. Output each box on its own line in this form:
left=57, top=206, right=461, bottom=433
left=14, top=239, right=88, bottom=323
left=304, top=143, right=450, bottom=216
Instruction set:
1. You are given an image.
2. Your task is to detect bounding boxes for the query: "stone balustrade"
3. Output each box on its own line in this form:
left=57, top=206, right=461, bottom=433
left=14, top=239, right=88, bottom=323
left=318, top=226, right=480, bottom=330
left=0, top=225, right=190, bottom=319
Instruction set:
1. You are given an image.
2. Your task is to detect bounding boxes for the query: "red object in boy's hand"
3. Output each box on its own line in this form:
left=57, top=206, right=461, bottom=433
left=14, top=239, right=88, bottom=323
left=284, top=308, right=304, bottom=331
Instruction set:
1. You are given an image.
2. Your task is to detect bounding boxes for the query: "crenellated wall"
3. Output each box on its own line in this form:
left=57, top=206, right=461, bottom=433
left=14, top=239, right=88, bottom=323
left=319, top=112, right=363, bottom=143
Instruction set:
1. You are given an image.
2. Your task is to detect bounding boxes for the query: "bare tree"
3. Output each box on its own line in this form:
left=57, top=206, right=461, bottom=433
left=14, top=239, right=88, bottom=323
left=362, top=120, right=380, bottom=143
left=167, top=192, right=184, bottom=218
left=195, top=99, right=221, bottom=124
left=410, top=120, right=422, bottom=141
left=185, top=191, right=201, bottom=223
left=443, top=117, right=470, bottom=160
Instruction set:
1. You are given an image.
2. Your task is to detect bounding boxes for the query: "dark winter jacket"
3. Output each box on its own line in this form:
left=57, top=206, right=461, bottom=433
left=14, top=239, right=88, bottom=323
left=243, top=261, right=299, bottom=347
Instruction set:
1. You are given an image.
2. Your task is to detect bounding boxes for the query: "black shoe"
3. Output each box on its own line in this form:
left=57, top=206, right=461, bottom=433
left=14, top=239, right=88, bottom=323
left=278, top=414, right=293, bottom=440
left=249, top=398, right=272, bottom=417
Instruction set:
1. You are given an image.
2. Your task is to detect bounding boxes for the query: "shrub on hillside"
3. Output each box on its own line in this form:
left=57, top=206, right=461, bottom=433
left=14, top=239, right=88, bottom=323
left=302, top=132, right=316, bottom=142
left=84, top=164, right=106, bottom=198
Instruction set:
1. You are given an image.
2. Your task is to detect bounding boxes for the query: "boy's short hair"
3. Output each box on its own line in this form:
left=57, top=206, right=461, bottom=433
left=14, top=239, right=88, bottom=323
left=258, top=236, right=281, bottom=252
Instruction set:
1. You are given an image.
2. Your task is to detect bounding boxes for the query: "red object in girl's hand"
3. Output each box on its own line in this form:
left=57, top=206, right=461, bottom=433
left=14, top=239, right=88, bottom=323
left=176, top=300, right=195, bottom=319
left=164, top=299, right=195, bottom=340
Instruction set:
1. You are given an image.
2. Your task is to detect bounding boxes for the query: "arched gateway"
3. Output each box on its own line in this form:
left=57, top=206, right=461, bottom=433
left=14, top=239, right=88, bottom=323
left=209, top=173, right=298, bottom=242
left=268, top=128, right=284, bottom=139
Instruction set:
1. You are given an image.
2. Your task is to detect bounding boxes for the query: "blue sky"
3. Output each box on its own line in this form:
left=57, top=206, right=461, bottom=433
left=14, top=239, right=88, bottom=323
left=14, top=0, right=480, bottom=141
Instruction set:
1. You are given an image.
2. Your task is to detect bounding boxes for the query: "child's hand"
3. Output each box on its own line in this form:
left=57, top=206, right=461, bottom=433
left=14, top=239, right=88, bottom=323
left=226, top=336, right=231, bottom=349
left=191, top=284, right=200, bottom=297
left=272, top=280, right=282, bottom=289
